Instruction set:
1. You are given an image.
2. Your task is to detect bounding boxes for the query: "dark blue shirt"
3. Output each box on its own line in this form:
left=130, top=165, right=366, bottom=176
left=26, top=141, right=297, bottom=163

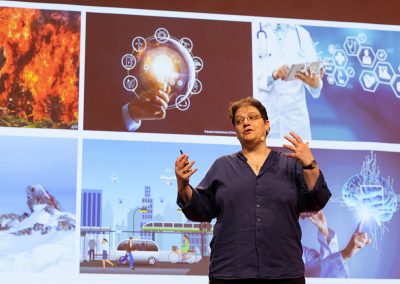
left=177, top=150, right=331, bottom=279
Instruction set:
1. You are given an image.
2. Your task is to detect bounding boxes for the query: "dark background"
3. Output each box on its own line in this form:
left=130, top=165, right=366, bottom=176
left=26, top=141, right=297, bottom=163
left=84, top=13, right=252, bottom=134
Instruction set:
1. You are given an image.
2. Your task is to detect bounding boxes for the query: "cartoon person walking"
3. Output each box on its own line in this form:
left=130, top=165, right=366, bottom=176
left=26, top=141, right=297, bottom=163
left=101, top=238, right=114, bottom=270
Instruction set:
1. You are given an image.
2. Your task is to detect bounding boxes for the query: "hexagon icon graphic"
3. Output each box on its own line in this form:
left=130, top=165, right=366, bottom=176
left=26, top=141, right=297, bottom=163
left=376, top=49, right=388, bottom=61
left=333, top=68, right=349, bottom=87
left=357, top=47, right=376, bottom=68
left=390, top=75, right=400, bottom=98
left=359, top=70, right=379, bottom=92
left=332, top=49, right=347, bottom=68
left=374, top=62, right=395, bottom=84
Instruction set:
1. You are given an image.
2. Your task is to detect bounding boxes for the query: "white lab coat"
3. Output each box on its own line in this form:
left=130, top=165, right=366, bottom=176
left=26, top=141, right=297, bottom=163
left=255, top=23, right=323, bottom=140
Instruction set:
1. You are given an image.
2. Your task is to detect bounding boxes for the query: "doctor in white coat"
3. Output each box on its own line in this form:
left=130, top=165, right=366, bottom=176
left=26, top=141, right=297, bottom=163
left=255, top=23, right=323, bottom=140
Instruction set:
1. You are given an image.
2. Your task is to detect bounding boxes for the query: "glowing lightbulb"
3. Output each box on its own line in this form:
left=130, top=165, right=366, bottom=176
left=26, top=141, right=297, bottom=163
left=150, top=54, right=175, bottom=83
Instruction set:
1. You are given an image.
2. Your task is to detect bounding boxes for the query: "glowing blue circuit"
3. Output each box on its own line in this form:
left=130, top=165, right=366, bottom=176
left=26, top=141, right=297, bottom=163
left=342, top=152, right=397, bottom=225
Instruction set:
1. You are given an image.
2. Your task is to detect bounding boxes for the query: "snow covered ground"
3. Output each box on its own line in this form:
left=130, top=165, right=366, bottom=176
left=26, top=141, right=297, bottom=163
left=0, top=203, right=76, bottom=274
left=0, top=229, right=76, bottom=274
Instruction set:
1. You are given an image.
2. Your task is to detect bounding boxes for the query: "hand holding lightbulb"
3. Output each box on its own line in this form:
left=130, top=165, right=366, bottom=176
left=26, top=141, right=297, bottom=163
left=127, top=81, right=171, bottom=122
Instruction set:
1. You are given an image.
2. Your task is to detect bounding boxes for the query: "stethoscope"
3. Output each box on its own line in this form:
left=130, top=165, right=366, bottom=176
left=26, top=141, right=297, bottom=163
left=346, top=38, right=357, bottom=54
left=257, top=22, right=306, bottom=59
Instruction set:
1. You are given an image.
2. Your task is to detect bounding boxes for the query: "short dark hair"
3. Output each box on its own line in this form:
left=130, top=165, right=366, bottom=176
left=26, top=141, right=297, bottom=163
left=228, top=97, right=268, bottom=125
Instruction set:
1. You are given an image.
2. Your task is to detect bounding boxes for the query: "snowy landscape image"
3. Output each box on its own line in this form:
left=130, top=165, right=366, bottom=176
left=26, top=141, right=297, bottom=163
left=0, top=136, right=77, bottom=274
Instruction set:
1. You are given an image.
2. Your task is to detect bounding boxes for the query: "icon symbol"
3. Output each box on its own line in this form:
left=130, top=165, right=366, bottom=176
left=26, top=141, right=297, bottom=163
left=362, top=49, right=372, bottom=65
left=346, top=67, right=355, bottom=77
left=155, top=28, right=169, bottom=43
left=179, top=37, right=193, bottom=52
left=121, top=54, right=136, bottom=70
left=175, top=95, right=190, bottom=111
left=334, top=68, right=348, bottom=87
left=363, top=74, right=376, bottom=89
left=346, top=39, right=358, bottom=54
left=193, top=56, right=204, bottom=72
left=337, top=70, right=345, bottom=85
left=123, top=75, right=138, bottom=91
left=132, top=36, right=146, bottom=52
left=376, top=49, right=386, bottom=61
left=378, top=66, right=391, bottom=80
left=334, top=51, right=346, bottom=66
left=357, top=33, right=367, bottom=43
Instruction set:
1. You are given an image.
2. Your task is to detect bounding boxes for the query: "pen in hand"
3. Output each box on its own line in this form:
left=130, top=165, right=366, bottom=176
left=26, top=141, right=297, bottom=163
left=180, top=150, right=190, bottom=171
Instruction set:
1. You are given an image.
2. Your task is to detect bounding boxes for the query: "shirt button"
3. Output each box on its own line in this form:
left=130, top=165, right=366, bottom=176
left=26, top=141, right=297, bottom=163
left=257, top=218, right=261, bottom=222
left=256, top=204, right=260, bottom=208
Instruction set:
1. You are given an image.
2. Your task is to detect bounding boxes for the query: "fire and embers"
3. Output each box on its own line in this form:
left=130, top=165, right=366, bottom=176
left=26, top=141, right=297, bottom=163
left=0, top=8, right=80, bottom=129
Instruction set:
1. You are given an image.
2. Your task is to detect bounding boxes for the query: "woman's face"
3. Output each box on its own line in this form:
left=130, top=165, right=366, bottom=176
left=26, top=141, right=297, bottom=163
left=233, top=105, right=269, bottom=146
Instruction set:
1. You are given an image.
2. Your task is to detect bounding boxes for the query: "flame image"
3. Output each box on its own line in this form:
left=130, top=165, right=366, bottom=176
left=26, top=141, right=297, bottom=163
left=0, top=8, right=80, bottom=129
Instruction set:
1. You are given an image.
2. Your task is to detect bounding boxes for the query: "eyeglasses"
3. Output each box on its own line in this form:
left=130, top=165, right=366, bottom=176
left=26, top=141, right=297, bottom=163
left=234, top=114, right=262, bottom=125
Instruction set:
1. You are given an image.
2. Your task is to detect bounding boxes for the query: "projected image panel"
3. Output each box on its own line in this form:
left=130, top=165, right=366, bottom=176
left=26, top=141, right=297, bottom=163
left=300, top=149, right=399, bottom=279
left=0, top=8, right=80, bottom=130
left=80, top=139, right=240, bottom=275
left=252, top=20, right=400, bottom=143
left=83, top=13, right=252, bottom=136
left=0, top=136, right=78, bottom=274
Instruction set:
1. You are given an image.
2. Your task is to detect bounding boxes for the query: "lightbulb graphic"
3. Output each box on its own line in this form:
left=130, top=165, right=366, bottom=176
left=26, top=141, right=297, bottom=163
left=121, top=28, right=203, bottom=111
left=150, top=55, right=175, bottom=83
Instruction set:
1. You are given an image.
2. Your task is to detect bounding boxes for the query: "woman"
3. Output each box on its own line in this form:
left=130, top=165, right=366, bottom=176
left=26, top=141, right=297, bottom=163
left=175, top=97, right=331, bottom=283
left=101, top=238, right=114, bottom=270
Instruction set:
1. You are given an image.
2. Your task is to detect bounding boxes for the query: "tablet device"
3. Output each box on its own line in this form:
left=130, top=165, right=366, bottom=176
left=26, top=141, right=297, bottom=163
left=284, top=61, right=323, bottom=81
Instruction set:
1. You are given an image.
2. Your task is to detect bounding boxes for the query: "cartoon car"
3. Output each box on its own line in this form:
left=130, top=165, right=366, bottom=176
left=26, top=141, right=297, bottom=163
left=115, top=239, right=159, bottom=266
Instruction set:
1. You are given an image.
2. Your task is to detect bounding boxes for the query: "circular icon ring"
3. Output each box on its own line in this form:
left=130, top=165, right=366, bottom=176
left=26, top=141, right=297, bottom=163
left=132, top=36, right=147, bottom=52
left=121, top=54, right=136, bottom=70
left=179, top=37, right=193, bottom=52
left=155, top=28, right=170, bottom=43
left=123, top=75, right=138, bottom=92
left=175, top=95, right=190, bottom=111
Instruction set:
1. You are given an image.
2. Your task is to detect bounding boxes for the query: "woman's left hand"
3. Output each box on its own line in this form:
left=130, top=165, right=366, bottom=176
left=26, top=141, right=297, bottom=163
left=283, top=131, right=314, bottom=166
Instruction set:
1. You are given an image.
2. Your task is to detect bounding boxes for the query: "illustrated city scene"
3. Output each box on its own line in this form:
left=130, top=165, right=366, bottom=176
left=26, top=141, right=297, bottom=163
left=79, top=140, right=222, bottom=275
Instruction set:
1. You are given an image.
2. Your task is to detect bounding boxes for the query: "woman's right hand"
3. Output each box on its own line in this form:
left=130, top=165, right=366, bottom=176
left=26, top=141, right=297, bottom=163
left=175, top=153, right=197, bottom=186
left=175, top=153, right=197, bottom=203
